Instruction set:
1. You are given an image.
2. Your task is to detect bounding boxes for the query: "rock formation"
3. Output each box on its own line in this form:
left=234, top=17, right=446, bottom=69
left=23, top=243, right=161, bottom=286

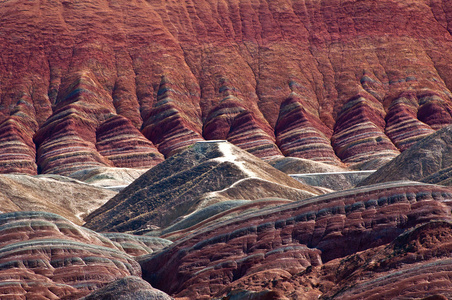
left=1, top=0, right=452, bottom=173
left=359, top=125, right=452, bottom=186
left=2, top=0, right=452, bottom=299
left=68, top=167, right=148, bottom=190
left=102, top=233, right=172, bottom=256
left=84, top=141, right=323, bottom=234
left=0, top=174, right=116, bottom=224
left=320, top=220, right=452, bottom=299
left=96, top=115, right=165, bottom=168
left=81, top=276, right=173, bottom=300
left=0, top=211, right=141, bottom=299
left=139, top=182, right=452, bottom=299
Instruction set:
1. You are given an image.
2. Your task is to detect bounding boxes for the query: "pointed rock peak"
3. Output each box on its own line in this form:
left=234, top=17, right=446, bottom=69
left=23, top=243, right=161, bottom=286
left=279, top=92, right=320, bottom=120
left=96, top=114, right=164, bottom=169
left=394, top=91, right=418, bottom=105
left=191, top=140, right=279, bottom=169
left=156, top=75, right=176, bottom=101
left=203, top=98, right=247, bottom=140
left=278, top=95, right=307, bottom=118
left=84, top=140, right=321, bottom=234
left=190, top=140, right=260, bottom=174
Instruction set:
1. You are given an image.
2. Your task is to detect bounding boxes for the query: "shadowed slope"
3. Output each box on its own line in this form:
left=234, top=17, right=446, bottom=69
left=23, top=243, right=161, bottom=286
left=322, top=220, right=452, bottom=299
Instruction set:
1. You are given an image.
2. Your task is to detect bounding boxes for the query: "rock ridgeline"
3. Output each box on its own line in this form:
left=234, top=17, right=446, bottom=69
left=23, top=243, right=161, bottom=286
left=1, top=0, right=452, bottom=174
left=84, top=141, right=323, bottom=234
left=359, top=125, right=452, bottom=186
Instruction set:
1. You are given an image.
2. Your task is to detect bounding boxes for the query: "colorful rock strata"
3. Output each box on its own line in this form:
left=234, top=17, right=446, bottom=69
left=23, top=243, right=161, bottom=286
left=96, top=115, right=164, bottom=168
left=139, top=182, right=452, bottom=299
left=1, top=0, right=452, bottom=173
left=360, top=125, right=452, bottom=186
left=0, top=211, right=141, bottom=299
left=84, top=141, right=322, bottom=234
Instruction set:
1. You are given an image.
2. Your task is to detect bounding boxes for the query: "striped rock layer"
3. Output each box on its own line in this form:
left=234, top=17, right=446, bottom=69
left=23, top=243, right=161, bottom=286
left=96, top=115, right=164, bottom=168
left=0, top=211, right=141, bottom=299
left=2, top=0, right=452, bottom=174
left=360, top=124, right=452, bottom=186
left=101, top=233, right=172, bottom=257
left=81, top=276, right=173, bottom=300
left=0, top=173, right=117, bottom=225
left=139, top=182, right=452, bottom=299
left=84, top=141, right=322, bottom=234
left=321, top=220, right=452, bottom=299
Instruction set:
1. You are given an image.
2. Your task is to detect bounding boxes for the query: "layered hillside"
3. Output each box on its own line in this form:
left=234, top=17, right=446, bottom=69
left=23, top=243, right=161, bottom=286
left=0, top=211, right=142, bottom=299
left=139, top=182, right=452, bottom=299
left=3, top=0, right=452, bottom=299
left=1, top=0, right=452, bottom=174
left=0, top=173, right=116, bottom=224
left=1, top=140, right=452, bottom=299
left=359, top=124, right=452, bottom=186
left=84, top=141, right=323, bottom=234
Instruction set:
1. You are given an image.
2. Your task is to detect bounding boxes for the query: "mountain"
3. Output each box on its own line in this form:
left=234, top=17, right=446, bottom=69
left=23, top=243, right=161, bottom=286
left=84, top=141, right=323, bottom=234
left=1, top=0, right=452, bottom=175
left=2, top=0, right=452, bottom=299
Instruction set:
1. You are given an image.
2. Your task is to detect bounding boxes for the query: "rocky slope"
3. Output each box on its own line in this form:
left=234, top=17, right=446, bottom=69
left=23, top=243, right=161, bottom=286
left=2, top=0, right=452, bottom=299
left=0, top=211, right=143, bottom=299
left=1, top=0, right=452, bottom=174
left=0, top=139, right=451, bottom=299
left=0, top=173, right=116, bottom=224
left=81, top=276, right=173, bottom=300
left=84, top=141, right=323, bottom=234
left=139, top=182, right=452, bottom=299
left=359, top=124, right=452, bottom=186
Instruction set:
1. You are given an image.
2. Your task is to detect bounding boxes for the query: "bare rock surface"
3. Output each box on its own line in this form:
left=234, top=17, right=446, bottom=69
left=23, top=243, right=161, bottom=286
left=96, top=115, right=164, bottom=168
left=270, top=157, right=348, bottom=175
left=84, top=141, right=323, bottom=234
left=138, top=182, right=452, bottom=299
left=422, top=166, right=452, bottom=187
left=69, top=167, right=148, bottom=189
left=0, top=174, right=116, bottom=224
left=1, top=0, right=452, bottom=173
left=290, top=171, right=374, bottom=191
left=102, top=233, right=172, bottom=256
left=81, top=276, right=173, bottom=300
left=321, top=220, right=452, bottom=299
left=359, top=125, right=452, bottom=186
left=0, top=211, right=141, bottom=299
